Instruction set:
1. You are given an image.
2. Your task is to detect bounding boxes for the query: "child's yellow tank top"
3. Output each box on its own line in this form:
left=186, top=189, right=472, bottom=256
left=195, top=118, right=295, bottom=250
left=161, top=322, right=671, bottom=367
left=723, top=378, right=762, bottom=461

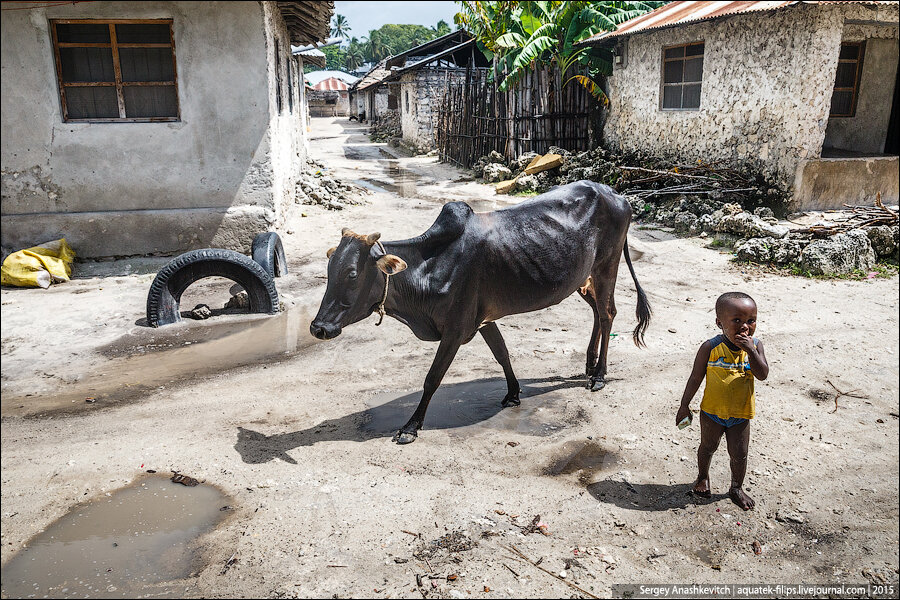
left=700, top=334, right=757, bottom=420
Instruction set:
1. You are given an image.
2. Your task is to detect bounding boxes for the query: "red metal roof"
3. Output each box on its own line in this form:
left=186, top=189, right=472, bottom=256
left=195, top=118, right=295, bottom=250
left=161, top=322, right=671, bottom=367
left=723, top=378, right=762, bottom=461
left=312, top=77, right=349, bottom=91
left=580, top=1, right=890, bottom=44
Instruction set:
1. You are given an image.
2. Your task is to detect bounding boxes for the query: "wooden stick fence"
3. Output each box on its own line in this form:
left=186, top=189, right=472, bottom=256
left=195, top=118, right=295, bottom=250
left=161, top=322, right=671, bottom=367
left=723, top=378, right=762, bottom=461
left=435, top=66, right=596, bottom=169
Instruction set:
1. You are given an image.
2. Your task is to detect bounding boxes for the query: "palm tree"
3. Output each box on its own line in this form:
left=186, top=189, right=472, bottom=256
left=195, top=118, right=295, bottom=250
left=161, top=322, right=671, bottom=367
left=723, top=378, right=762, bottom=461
left=431, top=19, right=452, bottom=37
left=330, top=14, right=351, bottom=41
left=345, top=40, right=365, bottom=71
left=364, top=30, right=393, bottom=62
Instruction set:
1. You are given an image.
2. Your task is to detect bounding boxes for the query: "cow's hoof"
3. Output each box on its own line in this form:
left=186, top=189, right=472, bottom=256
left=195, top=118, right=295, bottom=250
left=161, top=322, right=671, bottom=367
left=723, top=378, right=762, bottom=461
left=392, top=430, right=418, bottom=444
left=501, top=393, right=521, bottom=408
left=589, top=377, right=606, bottom=392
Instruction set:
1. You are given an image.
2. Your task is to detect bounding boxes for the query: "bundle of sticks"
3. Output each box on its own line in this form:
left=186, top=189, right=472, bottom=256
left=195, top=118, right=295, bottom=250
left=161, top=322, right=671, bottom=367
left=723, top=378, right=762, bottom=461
left=792, top=194, right=898, bottom=238
left=616, top=163, right=759, bottom=200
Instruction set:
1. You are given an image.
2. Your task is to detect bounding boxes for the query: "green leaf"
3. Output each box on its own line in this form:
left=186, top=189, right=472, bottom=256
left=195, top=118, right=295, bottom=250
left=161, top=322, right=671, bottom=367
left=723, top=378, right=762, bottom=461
left=495, top=31, right=526, bottom=49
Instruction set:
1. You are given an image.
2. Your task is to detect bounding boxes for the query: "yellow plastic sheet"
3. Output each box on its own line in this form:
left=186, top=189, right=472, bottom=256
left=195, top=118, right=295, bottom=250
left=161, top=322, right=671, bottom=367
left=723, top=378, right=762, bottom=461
left=1, top=238, right=76, bottom=288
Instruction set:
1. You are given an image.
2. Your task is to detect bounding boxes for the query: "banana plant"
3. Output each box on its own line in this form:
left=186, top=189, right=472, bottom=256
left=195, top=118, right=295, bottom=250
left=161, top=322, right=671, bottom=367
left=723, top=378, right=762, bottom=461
left=458, top=1, right=664, bottom=102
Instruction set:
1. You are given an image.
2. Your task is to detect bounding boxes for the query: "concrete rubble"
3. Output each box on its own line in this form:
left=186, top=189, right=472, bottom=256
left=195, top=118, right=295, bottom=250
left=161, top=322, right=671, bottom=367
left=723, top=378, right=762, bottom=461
left=296, top=159, right=368, bottom=211
left=470, top=147, right=899, bottom=276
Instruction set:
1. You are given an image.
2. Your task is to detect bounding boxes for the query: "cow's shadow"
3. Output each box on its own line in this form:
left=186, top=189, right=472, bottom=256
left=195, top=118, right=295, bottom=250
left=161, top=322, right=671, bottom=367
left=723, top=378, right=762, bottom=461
left=235, top=376, right=585, bottom=464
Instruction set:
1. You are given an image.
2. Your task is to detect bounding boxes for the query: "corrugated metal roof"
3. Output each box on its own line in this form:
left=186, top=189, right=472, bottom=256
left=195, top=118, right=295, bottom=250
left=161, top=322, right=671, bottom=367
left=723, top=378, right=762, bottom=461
left=312, top=77, right=350, bottom=91
left=580, top=1, right=891, bottom=45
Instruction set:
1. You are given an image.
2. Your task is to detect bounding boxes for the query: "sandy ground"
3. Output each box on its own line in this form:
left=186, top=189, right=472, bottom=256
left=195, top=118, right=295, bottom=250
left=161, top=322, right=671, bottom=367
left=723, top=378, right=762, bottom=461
left=2, top=118, right=898, bottom=598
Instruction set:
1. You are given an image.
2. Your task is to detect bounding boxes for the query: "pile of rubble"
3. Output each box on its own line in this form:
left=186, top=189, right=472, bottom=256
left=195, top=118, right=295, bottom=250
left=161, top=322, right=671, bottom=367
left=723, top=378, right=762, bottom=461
left=369, top=111, right=401, bottom=144
left=470, top=147, right=898, bottom=276
left=296, top=159, right=368, bottom=211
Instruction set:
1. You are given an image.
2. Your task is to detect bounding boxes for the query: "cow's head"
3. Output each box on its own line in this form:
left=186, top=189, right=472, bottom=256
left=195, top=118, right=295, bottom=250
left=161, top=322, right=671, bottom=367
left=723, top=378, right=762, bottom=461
left=309, top=228, right=407, bottom=340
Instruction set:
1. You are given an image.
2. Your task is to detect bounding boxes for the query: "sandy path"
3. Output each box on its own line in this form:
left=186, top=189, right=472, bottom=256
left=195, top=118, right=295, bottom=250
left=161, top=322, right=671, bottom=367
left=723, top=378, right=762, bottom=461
left=1, top=118, right=897, bottom=598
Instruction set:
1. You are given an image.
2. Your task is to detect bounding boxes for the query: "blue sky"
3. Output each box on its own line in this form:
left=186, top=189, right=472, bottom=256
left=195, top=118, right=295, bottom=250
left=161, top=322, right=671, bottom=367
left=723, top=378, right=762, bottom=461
left=332, top=2, right=460, bottom=38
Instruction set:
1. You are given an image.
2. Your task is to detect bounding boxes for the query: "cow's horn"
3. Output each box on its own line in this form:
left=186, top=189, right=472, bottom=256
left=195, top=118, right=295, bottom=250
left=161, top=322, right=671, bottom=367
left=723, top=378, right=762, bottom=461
left=366, top=232, right=381, bottom=246
left=326, top=246, right=337, bottom=258
left=341, top=227, right=353, bottom=237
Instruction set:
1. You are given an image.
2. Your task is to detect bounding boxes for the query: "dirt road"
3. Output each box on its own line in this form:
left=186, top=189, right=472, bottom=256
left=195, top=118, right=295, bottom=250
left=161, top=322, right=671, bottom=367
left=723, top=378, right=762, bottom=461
left=2, top=118, right=898, bottom=598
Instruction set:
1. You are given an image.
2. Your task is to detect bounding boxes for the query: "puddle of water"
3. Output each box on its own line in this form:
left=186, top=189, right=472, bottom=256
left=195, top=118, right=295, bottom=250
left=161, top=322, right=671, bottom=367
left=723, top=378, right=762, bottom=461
left=361, top=379, right=569, bottom=437
left=544, top=441, right=617, bottom=485
left=2, top=304, right=321, bottom=416
left=0, top=475, right=230, bottom=599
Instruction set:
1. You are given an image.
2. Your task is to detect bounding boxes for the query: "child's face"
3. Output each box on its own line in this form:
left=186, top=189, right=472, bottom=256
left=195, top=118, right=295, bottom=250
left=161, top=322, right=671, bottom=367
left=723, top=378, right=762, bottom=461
left=715, top=298, right=758, bottom=344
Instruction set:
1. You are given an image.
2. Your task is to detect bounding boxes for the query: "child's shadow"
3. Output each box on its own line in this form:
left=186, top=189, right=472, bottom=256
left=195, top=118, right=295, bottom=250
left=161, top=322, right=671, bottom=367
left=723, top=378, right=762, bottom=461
left=587, top=479, right=729, bottom=511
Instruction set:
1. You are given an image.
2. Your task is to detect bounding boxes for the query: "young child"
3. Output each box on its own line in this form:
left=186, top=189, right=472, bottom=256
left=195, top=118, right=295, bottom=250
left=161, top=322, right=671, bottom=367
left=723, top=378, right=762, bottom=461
left=675, top=292, right=769, bottom=510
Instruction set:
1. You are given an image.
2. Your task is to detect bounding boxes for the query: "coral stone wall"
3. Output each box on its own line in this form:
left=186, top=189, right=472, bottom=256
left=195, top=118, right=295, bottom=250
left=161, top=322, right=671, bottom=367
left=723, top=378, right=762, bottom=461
left=603, top=3, right=898, bottom=192
left=399, top=69, right=461, bottom=153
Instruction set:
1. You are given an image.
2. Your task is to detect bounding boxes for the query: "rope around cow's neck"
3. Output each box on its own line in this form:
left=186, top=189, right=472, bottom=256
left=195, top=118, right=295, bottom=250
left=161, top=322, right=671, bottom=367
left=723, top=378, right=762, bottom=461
left=375, top=241, right=389, bottom=326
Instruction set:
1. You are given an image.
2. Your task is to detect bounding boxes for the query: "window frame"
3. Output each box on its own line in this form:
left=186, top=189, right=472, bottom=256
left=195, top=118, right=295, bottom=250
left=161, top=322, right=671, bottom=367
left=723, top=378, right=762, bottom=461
left=50, top=18, right=180, bottom=123
left=829, top=41, right=866, bottom=118
left=659, top=41, right=704, bottom=112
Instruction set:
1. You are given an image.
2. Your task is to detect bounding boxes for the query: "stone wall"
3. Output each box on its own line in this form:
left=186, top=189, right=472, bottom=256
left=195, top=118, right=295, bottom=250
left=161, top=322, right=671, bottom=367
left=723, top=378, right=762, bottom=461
left=1, top=1, right=310, bottom=257
left=399, top=69, right=465, bottom=154
left=603, top=2, right=899, bottom=194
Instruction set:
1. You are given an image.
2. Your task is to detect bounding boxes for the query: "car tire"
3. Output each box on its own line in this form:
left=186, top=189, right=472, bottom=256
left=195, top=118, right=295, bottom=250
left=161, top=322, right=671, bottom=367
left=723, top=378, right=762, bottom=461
left=251, top=232, right=287, bottom=279
left=147, top=248, right=279, bottom=327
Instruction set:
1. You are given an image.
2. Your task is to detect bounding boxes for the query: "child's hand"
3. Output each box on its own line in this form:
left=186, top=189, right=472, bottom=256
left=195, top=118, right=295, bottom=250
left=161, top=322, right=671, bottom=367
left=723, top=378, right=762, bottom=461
left=734, top=333, right=755, bottom=352
left=675, top=405, right=691, bottom=427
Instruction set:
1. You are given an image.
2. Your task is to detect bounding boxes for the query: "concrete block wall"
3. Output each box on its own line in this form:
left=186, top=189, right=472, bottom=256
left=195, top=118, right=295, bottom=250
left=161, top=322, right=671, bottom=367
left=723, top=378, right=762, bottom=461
left=1, top=1, right=309, bottom=257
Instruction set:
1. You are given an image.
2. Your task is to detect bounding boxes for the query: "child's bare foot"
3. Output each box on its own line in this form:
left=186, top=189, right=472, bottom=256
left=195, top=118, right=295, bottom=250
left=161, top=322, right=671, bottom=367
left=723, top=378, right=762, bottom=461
left=692, top=477, right=711, bottom=498
left=729, top=486, right=755, bottom=510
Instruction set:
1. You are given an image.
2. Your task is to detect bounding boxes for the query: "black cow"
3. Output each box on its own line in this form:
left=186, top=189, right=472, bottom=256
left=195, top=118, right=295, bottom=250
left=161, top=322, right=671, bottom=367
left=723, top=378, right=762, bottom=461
left=310, top=181, right=651, bottom=444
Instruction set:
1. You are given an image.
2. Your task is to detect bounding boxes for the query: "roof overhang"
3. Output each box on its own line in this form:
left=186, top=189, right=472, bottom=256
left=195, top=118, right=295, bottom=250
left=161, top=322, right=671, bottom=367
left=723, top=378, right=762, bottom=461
left=383, top=39, right=478, bottom=82
left=579, top=1, right=806, bottom=46
left=277, top=1, right=333, bottom=46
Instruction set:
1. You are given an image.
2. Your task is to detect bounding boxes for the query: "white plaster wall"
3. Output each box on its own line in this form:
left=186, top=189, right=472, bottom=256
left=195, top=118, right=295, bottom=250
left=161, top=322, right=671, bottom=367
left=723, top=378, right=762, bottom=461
left=262, top=1, right=307, bottom=231
left=1, top=1, right=309, bottom=255
left=603, top=3, right=899, bottom=190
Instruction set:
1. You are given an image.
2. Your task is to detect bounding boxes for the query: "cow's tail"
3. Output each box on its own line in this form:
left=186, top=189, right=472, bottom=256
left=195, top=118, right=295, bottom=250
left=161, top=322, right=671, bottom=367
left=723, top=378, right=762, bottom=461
left=623, top=238, right=651, bottom=348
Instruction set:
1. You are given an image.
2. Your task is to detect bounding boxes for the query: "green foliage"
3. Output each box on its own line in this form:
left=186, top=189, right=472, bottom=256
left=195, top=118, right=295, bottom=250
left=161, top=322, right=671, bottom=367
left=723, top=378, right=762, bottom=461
left=330, top=14, right=351, bottom=39
left=455, top=1, right=664, bottom=101
left=363, top=24, right=439, bottom=62
left=321, top=45, right=348, bottom=70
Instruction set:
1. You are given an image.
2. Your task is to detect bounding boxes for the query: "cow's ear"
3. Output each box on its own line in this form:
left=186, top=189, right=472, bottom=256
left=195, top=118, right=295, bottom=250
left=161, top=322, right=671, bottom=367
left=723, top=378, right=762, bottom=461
left=376, top=255, right=407, bottom=275
left=326, top=246, right=337, bottom=258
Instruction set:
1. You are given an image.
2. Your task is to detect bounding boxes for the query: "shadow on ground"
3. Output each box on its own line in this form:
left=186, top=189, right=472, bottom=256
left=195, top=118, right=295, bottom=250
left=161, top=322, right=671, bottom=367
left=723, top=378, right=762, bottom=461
left=588, top=479, right=726, bottom=511
left=235, top=376, right=586, bottom=464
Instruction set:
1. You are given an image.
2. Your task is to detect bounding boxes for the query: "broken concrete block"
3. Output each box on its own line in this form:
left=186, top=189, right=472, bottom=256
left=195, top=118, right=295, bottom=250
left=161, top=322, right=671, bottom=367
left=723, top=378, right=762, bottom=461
left=524, top=153, right=563, bottom=175
left=495, top=179, right=518, bottom=194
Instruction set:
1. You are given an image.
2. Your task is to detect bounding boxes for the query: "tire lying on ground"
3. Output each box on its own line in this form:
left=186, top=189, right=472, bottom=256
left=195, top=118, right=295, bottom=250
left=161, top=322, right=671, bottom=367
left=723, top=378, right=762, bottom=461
left=147, top=248, right=279, bottom=327
left=251, top=232, right=287, bottom=279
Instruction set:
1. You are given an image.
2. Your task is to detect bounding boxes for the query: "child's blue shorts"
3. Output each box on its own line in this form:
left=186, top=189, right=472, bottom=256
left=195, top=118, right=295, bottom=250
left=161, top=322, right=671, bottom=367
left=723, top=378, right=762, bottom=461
left=701, top=410, right=748, bottom=428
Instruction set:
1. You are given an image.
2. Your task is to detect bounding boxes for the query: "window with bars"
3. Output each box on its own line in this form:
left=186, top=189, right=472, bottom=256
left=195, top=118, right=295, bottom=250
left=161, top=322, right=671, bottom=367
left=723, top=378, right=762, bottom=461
left=830, top=42, right=865, bottom=117
left=661, top=42, right=704, bottom=110
left=50, top=19, right=179, bottom=122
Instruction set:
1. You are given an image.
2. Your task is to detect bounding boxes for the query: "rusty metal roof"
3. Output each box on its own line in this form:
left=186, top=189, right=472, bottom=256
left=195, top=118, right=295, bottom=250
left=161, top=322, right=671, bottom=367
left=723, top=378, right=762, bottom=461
left=580, top=1, right=891, bottom=45
left=312, top=77, right=350, bottom=91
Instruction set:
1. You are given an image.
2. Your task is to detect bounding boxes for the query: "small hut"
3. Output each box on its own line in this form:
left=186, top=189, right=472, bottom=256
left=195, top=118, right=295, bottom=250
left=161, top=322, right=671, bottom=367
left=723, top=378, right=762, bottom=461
left=309, top=77, right=351, bottom=117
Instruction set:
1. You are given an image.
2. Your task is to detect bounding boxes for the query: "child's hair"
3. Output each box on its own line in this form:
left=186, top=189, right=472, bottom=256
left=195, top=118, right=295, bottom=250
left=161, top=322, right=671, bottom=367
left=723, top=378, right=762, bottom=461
left=715, top=292, right=756, bottom=316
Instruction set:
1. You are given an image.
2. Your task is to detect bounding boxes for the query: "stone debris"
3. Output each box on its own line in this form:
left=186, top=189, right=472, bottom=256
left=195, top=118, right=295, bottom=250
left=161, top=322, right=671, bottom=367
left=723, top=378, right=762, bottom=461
left=471, top=146, right=898, bottom=276
left=189, top=303, right=212, bottom=320
left=800, top=229, right=876, bottom=276
left=224, top=291, right=249, bottom=310
left=296, top=159, right=367, bottom=211
left=369, top=111, right=401, bottom=143
left=482, top=163, right=512, bottom=183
